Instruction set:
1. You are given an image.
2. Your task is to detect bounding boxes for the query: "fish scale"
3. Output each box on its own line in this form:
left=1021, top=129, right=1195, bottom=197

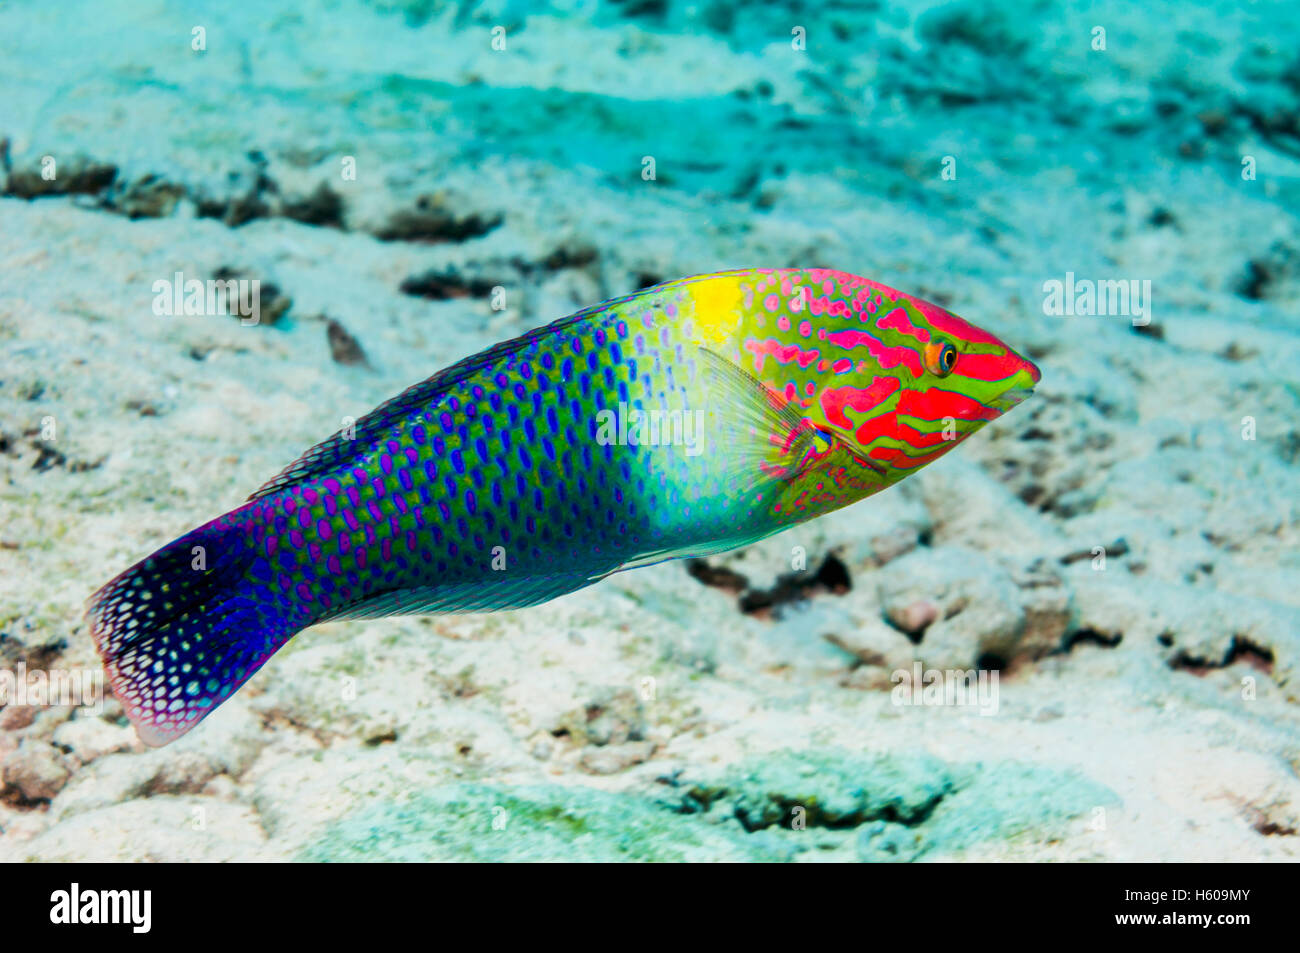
left=88, top=267, right=1041, bottom=745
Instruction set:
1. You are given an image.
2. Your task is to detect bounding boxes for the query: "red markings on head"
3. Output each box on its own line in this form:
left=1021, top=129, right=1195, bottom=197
left=820, top=377, right=901, bottom=430
left=893, top=420, right=955, bottom=450
left=924, top=306, right=1003, bottom=347
left=744, top=337, right=821, bottom=374
left=854, top=410, right=898, bottom=447
left=950, top=350, right=1022, bottom=382
left=897, top=386, right=1000, bottom=422
left=821, top=328, right=924, bottom=378
left=805, top=268, right=871, bottom=291
left=889, top=445, right=952, bottom=470
left=876, top=305, right=931, bottom=344
left=863, top=430, right=954, bottom=470
left=838, top=276, right=1004, bottom=347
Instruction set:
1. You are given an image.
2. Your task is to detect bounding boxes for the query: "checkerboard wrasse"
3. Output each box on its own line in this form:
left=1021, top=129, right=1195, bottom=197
left=88, top=268, right=1040, bottom=745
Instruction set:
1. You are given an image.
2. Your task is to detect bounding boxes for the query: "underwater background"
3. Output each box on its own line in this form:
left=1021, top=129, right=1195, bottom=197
left=1, top=0, right=1298, bottom=861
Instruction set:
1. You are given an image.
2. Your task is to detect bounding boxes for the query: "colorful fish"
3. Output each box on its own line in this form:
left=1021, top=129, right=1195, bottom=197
left=88, top=268, right=1040, bottom=745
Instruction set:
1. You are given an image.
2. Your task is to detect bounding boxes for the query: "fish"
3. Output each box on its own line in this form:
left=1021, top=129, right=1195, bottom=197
left=87, top=267, right=1041, bottom=745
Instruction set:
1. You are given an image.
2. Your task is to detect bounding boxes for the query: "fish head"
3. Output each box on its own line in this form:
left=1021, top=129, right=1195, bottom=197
left=812, top=275, right=1040, bottom=483
left=727, top=270, right=1040, bottom=489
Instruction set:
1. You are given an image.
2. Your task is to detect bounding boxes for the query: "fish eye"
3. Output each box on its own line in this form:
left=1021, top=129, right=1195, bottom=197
left=925, top=342, right=958, bottom=377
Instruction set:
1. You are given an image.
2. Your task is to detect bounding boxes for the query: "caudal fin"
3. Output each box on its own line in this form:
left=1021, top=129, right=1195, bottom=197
left=86, top=508, right=295, bottom=746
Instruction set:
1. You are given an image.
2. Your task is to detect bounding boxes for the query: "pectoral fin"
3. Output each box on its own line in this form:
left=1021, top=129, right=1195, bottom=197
left=696, top=347, right=881, bottom=497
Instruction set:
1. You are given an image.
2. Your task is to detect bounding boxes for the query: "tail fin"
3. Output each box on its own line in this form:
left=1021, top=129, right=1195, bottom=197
left=86, top=507, right=295, bottom=746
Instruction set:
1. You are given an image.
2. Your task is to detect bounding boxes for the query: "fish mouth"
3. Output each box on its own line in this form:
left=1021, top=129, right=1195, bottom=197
left=990, top=359, right=1040, bottom=412
left=990, top=386, right=1035, bottom=413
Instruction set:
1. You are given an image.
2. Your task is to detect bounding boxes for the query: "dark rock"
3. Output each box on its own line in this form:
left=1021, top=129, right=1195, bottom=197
left=325, top=318, right=369, bottom=367
left=5, top=153, right=116, bottom=198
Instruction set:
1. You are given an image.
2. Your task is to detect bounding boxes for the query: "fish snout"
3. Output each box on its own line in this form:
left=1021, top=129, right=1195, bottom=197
left=993, top=356, right=1040, bottom=410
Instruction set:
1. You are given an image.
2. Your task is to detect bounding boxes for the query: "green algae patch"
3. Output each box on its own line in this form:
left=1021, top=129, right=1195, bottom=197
left=299, top=783, right=780, bottom=862
left=300, top=750, right=1118, bottom=862
left=674, top=748, right=1118, bottom=861
left=680, top=748, right=956, bottom=832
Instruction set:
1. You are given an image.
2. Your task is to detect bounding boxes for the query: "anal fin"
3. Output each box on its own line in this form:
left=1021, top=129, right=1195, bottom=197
left=314, top=571, right=599, bottom=623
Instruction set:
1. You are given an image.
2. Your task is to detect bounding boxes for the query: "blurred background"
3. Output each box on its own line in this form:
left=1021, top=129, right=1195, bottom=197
left=0, top=0, right=1297, bottom=861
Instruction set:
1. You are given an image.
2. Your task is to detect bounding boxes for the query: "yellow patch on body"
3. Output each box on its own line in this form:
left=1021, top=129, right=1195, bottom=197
left=683, top=275, right=745, bottom=349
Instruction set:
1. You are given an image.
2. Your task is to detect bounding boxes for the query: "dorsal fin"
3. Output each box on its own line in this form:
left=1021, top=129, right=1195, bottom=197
left=248, top=288, right=653, bottom=501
